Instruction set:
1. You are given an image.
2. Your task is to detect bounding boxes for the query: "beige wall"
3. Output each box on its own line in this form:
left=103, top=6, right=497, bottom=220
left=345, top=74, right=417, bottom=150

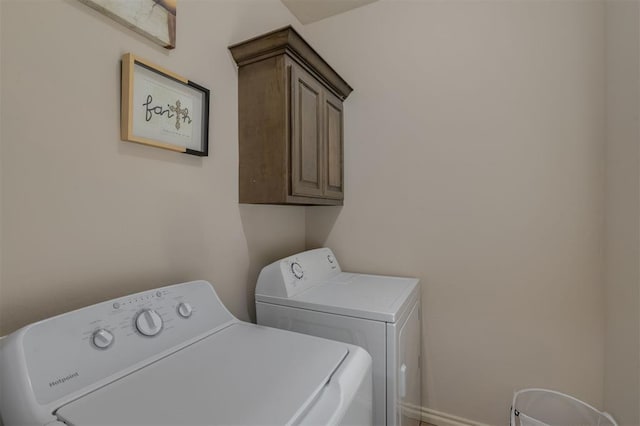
left=0, top=0, right=306, bottom=335
left=3, top=1, right=634, bottom=425
left=604, top=1, right=640, bottom=424
left=0, top=0, right=3, bottom=330
left=305, top=1, right=606, bottom=424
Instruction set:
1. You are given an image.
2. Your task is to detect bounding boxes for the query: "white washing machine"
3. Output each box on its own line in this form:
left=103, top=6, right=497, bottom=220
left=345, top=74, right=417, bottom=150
left=0, top=280, right=372, bottom=425
left=256, top=248, right=421, bottom=426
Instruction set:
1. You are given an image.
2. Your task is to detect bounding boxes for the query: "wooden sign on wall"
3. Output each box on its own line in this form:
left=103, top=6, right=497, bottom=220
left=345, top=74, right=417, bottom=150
left=78, top=0, right=176, bottom=49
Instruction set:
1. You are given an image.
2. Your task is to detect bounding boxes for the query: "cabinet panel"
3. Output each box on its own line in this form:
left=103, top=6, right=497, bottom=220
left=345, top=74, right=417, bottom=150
left=237, top=57, right=288, bottom=203
left=300, top=87, right=320, bottom=184
left=291, top=65, right=324, bottom=198
left=324, top=91, right=344, bottom=199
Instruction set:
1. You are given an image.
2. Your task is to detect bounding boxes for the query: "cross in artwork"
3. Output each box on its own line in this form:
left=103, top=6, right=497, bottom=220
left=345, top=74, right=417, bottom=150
left=169, top=100, right=192, bottom=130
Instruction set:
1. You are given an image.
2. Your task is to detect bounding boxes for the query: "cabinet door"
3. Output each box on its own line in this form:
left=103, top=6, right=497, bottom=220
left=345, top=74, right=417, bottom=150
left=323, top=90, right=344, bottom=199
left=290, top=64, right=324, bottom=198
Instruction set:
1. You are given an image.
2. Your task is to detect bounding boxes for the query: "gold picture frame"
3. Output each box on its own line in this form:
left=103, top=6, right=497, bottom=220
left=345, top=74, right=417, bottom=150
left=121, top=53, right=210, bottom=156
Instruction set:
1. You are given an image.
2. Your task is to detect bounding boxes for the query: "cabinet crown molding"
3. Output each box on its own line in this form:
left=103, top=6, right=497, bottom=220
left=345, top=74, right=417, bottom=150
left=229, top=25, right=353, bottom=100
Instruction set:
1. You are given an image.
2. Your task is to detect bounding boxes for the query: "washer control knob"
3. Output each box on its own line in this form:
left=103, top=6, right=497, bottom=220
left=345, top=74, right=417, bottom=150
left=92, top=329, right=114, bottom=349
left=135, top=309, right=163, bottom=336
left=291, top=262, right=304, bottom=279
left=177, top=302, right=193, bottom=318
left=327, top=254, right=335, bottom=264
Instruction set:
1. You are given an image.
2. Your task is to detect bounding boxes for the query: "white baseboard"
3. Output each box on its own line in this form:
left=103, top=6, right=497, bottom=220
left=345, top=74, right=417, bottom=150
left=401, top=402, right=492, bottom=426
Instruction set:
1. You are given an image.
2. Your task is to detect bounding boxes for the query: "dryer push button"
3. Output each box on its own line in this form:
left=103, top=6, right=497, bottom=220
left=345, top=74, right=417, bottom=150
left=135, top=309, right=163, bottom=336
left=177, top=302, right=193, bottom=318
left=92, top=329, right=114, bottom=349
left=291, top=262, right=304, bottom=279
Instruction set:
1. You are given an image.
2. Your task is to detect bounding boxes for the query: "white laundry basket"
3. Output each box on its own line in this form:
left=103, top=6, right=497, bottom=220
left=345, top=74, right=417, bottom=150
left=510, top=388, right=617, bottom=426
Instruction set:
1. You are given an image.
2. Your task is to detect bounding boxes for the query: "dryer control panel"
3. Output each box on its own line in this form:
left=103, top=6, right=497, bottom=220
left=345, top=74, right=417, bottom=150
left=256, top=248, right=342, bottom=299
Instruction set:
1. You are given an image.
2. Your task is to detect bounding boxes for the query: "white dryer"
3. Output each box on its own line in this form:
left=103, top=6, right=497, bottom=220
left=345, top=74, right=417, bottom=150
left=256, top=248, right=421, bottom=426
left=0, top=280, right=372, bottom=425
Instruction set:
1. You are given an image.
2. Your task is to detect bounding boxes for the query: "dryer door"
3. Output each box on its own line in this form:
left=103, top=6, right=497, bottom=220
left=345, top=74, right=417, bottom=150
left=55, top=323, right=350, bottom=426
left=397, top=302, right=421, bottom=426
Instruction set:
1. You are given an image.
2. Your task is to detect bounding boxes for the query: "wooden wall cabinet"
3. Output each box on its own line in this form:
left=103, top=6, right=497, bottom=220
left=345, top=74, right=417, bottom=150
left=229, top=26, right=352, bottom=205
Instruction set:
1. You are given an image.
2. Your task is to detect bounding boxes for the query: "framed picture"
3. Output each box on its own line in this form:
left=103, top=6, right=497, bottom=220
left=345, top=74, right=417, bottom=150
left=79, top=0, right=177, bottom=49
left=121, top=53, right=210, bottom=156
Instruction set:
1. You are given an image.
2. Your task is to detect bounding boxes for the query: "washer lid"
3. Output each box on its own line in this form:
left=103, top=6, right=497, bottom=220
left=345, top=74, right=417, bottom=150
left=256, top=273, right=420, bottom=322
left=56, top=323, right=348, bottom=426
